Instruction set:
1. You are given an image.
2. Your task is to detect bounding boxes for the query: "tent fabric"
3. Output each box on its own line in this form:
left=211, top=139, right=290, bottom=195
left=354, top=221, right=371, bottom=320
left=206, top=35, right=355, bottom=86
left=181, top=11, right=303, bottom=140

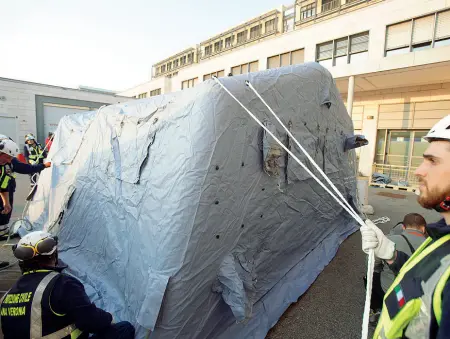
left=23, top=62, right=359, bottom=339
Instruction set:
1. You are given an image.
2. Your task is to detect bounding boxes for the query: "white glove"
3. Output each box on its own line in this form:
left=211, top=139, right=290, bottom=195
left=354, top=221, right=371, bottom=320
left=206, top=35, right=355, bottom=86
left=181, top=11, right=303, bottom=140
left=361, top=219, right=395, bottom=260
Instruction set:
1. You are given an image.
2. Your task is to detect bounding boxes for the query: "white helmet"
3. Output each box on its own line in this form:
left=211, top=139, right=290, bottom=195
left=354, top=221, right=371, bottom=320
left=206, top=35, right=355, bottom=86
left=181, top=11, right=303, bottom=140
left=25, top=134, right=35, bottom=142
left=13, top=231, right=58, bottom=261
left=0, top=139, right=19, bottom=157
left=425, top=115, right=450, bottom=141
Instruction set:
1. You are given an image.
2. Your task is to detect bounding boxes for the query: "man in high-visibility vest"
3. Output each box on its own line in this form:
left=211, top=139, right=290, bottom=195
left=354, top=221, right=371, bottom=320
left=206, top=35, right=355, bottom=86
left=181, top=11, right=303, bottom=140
left=23, top=134, right=47, bottom=186
left=362, top=114, right=450, bottom=338
left=23, top=134, right=46, bottom=166
left=0, top=138, right=50, bottom=267
left=0, top=231, right=135, bottom=339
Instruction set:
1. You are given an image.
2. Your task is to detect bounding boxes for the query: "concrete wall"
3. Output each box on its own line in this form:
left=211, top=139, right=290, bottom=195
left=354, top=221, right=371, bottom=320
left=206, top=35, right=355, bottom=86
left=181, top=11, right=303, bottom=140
left=0, top=78, right=129, bottom=146
left=120, top=0, right=450, bottom=96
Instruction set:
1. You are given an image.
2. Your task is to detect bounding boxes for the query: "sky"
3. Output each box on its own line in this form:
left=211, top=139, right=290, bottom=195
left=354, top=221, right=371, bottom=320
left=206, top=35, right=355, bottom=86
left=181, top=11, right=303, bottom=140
left=0, top=0, right=282, bottom=92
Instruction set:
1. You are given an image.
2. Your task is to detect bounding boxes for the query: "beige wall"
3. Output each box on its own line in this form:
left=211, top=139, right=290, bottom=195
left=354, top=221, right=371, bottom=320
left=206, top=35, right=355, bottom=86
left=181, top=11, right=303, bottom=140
left=348, top=82, right=450, bottom=176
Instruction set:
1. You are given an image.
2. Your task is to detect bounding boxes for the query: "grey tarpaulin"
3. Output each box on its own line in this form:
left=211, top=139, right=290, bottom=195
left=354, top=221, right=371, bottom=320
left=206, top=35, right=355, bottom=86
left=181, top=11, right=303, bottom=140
left=23, top=62, right=360, bottom=338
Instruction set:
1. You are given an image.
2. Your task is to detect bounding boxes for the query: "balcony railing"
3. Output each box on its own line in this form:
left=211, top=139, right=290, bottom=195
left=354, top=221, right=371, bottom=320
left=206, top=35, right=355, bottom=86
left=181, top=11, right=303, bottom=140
left=371, top=164, right=420, bottom=188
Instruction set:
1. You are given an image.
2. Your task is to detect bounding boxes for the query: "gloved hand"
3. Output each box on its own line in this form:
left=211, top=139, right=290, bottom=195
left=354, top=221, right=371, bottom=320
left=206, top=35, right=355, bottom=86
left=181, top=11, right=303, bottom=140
left=361, top=219, right=395, bottom=260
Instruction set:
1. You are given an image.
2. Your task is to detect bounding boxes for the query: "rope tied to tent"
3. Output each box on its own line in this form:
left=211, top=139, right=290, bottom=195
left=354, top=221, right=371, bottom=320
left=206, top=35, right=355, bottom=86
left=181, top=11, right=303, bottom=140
left=212, top=76, right=374, bottom=339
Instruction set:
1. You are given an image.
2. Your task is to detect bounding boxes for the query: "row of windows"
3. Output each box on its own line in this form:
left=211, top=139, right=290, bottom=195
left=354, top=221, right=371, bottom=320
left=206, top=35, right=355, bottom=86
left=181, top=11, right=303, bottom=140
left=385, top=9, right=450, bottom=56
left=181, top=78, right=199, bottom=90
left=203, top=19, right=277, bottom=57
left=267, top=49, right=304, bottom=69
left=150, top=89, right=161, bottom=97
left=317, top=31, right=369, bottom=67
left=136, top=89, right=162, bottom=98
left=152, top=12, right=450, bottom=95
left=300, top=0, right=360, bottom=21
left=203, top=70, right=225, bottom=81
left=158, top=52, right=194, bottom=74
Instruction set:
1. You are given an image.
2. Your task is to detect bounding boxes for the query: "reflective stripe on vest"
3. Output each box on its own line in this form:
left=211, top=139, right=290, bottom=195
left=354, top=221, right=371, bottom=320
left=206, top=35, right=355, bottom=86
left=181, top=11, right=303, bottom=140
left=374, top=234, right=450, bottom=339
left=26, top=144, right=44, bottom=164
left=27, top=271, right=82, bottom=339
left=433, top=264, right=450, bottom=326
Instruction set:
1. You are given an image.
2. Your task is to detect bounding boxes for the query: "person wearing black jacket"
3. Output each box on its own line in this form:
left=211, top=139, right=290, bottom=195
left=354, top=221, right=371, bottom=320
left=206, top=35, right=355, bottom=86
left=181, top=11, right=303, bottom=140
left=361, top=114, right=450, bottom=338
left=0, top=138, right=51, bottom=268
left=0, top=231, right=135, bottom=339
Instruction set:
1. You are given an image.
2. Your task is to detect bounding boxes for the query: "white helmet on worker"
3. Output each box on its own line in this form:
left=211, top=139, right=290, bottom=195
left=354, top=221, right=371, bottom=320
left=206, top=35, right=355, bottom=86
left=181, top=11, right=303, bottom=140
left=13, top=231, right=58, bottom=261
left=25, top=133, right=35, bottom=142
left=0, top=138, right=19, bottom=158
left=424, top=115, right=450, bottom=141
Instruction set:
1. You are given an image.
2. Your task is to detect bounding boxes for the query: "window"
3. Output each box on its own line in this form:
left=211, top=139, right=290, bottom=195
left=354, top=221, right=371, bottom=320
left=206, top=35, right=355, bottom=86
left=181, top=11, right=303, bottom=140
left=334, top=38, right=348, bottom=66
left=237, top=31, right=247, bottom=44
left=205, top=45, right=212, bottom=56
left=385, top=10, right=450, bottom=56
left=203, top=70, right=225, bottom=81
left=181, top=56, right=186, bottom=65
left=214, top=40, right=223, bottom=53
left=317, top=41, right=333, bottom=64
left=161, top=65, right=166, bottom=73
left=284, top=17, right=294, bottom=32
left=181, top=77, right=198, bottom=90
left=322, top=0, right=340, bottom=13
left=301, top=3, right=316, bottom=20
left=316, top=32, right=369, bottom=67
left=349, top=32, right=369, bottom=62
left=250, top=25, right=262, bottom=39
left=435, top=10, right=450, bottom=45
left=174, top=59, right=179, bottom=68
left=375, top=130, right=387, bottom=164
left=137, top=92, right=147, bottom=99
left=231, top=61, right=258, bottom=75
left=267, top=49, right=305, bottom=69
left=265, top=19, right=276, bottom=33
left=375, top=130, right=428, bottom=167
left=150, top=89, right=161, bottom=97
left=188, top=53, right=194, bottom=63
left=167, top=62, right=172, bottom=71
left=225, top=36, right=233, bottom=48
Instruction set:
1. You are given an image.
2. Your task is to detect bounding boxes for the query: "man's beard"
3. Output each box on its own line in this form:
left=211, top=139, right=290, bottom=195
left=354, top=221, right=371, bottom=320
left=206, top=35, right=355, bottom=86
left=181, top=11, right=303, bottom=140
left=418, top=182, right=450, bottom=209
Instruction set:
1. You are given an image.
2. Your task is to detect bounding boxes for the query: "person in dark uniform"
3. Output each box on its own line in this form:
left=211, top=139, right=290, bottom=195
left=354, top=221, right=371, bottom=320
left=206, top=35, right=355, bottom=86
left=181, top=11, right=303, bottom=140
left=0, top=138, right=50, bottom=267
left=0, top=231, right=135, bottom=339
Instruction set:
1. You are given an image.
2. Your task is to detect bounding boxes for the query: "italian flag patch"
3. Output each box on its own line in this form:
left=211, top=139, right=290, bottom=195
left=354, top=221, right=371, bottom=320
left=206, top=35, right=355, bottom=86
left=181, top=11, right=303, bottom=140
left=394, top=285, right=406, bottom=308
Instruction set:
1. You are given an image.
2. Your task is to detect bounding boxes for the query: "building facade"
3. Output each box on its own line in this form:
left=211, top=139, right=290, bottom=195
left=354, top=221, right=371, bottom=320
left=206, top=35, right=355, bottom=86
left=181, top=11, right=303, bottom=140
left=0, top=78, right=129, bottom=148
left=120, top=0, right=450, bottom=188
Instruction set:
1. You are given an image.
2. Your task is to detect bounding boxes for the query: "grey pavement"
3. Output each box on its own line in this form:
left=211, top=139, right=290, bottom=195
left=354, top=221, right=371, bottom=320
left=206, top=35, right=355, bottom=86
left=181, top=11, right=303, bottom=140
left=0, top=177, right=441, bottom=337
left=267, top=187, right=439, bottom=339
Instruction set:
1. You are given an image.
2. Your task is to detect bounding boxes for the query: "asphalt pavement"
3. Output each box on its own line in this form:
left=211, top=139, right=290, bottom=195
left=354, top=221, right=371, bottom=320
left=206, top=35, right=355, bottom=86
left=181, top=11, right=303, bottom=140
left=266, top=187, right=439, bottom=339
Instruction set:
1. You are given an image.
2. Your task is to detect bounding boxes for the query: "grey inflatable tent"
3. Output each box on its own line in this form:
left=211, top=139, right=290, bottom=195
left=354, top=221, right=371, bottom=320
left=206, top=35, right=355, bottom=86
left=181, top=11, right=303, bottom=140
left=24, top=62, right=360, bottom=338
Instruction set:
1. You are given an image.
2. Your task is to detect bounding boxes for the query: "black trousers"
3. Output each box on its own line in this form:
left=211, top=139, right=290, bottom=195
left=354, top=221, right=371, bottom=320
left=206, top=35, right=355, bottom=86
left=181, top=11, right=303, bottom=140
left=364, top=272, right=385, bottom=312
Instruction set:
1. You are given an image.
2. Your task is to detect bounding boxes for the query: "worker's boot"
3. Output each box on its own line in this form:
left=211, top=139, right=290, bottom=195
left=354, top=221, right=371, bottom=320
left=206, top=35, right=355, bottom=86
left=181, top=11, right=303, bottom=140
left=0, top=261, right=9, bottom=269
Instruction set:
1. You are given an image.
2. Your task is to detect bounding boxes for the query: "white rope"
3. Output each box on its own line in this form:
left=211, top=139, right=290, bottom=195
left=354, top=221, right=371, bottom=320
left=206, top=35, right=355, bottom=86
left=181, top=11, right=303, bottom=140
left=212, top=76, right=374, bottom=339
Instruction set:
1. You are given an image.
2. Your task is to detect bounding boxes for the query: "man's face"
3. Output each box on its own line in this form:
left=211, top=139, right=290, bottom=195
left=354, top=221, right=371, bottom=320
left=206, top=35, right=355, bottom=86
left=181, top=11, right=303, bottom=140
left=0, top=153, right=13, bottom=165
left=415, top=141, right=450, bottom=209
